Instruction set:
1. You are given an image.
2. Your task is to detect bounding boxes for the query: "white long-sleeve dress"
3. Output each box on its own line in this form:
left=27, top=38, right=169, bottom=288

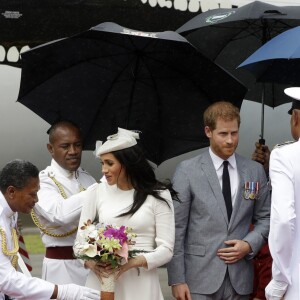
left=75, top=182, right=175, bottom=300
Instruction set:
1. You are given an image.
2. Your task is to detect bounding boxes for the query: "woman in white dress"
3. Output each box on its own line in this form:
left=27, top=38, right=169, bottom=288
left=75, top=128, right=176, bottom=300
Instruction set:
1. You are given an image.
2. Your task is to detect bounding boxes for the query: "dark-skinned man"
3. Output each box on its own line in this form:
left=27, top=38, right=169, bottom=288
left=31, top=121, right=96, bottom=286
left=0, top=159, right=99, bottom=300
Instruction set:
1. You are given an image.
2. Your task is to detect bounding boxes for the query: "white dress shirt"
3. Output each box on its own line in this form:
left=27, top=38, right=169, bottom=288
left=209, top=148, right=239, bottom=207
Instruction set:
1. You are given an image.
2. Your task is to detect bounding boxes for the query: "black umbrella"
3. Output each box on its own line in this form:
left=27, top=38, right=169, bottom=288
left=18, top=22, right=246, bottom=165
left=0, top=0, right=197, bottom=67
left=177, top=1, right=300, bottom=142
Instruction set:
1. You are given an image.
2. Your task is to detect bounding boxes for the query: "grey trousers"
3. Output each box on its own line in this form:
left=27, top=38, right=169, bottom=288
left=191, top=272, right=250, bottom=300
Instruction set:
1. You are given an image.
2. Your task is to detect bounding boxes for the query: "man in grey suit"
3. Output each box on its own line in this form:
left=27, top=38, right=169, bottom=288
left=167, top=101, right=271, bottom=300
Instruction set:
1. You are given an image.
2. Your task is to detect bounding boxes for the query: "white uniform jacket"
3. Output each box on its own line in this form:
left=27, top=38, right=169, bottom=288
left=0, top=193, right=54, bottom=299
left=34, top=159, right=96, bottom=285
left=35, top=159, right=96, bottom=247
left=269, top=139, right=300, bottom=299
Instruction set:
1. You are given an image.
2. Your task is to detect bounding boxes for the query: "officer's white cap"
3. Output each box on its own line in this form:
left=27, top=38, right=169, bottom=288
left=284, top=87, right=300, bottom=114
left=94, top=128, right=139, bottom=157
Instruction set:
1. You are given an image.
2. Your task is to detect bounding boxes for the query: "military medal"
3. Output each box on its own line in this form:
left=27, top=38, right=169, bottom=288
left=244, top=182, right=250, bottom=199
left=244, top=181, right=259, bottom=200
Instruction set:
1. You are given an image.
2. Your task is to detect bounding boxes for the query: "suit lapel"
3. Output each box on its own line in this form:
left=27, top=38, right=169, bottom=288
left=201, top=151, right=229, bottom=225
left=229, top=154, right=246, bottom=228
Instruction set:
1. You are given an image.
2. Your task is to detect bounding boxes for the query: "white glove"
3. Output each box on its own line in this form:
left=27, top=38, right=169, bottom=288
left=265, top=279, right=288, bottom=300
left=57, top=284, right=100, bottom=300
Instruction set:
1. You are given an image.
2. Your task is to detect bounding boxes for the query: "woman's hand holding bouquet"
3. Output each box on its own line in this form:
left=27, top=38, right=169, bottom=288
left=74, top=220, right=145, bottom=300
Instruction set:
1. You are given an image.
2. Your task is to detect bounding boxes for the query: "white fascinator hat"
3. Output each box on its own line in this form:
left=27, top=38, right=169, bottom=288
left=94, top=128, right=140, bottom=157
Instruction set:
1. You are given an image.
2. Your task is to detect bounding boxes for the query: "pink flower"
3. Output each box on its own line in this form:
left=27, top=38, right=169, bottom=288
left=116, top=242, right=129, bottom=262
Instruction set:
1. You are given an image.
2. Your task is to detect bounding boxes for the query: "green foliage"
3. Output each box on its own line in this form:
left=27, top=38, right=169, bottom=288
left=23, top=234, right=45, bottom=254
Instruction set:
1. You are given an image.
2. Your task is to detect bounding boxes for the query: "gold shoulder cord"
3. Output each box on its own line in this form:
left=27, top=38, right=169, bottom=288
left=31, top=176, right=86, bottom=238
left=0, top=227, right=19, bottom=269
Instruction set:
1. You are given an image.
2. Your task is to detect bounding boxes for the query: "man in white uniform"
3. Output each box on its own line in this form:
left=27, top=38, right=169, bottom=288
left=32, top=121, right=96, bottom=286
left=265, top=87, right=300, bottom=300
left=0, top=159, right=100, bottom=300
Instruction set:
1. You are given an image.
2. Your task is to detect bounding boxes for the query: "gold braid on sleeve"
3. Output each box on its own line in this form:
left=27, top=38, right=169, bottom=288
left=31, top=175, right=86, bottom=238
left=0, top=227, right=19, bottom=269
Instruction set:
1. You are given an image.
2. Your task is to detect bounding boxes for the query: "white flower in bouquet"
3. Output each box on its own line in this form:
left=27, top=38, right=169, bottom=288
left=74, top=219, right=138, bottom=267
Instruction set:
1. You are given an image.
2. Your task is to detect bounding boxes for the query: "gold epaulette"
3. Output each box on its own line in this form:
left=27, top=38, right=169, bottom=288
left=274, top=140, right=295, bottom=149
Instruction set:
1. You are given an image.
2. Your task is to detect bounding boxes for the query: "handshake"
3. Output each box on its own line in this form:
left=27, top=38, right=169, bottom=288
left=56, top=283, right=100, bottom=300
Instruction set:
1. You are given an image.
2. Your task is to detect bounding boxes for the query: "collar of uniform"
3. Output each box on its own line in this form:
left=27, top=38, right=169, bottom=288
left=0, top=191, right=16, bottom=222
left=50, top=159, right=79, bottom=179
left=209, top=148, right=236, bottom=172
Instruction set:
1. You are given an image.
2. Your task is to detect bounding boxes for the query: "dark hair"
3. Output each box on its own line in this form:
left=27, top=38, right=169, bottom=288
left=47, top=120, right=82, bottom=143
left=0, top=159, right=39, bottom=193
left=112, top=145, right=177, bottom=217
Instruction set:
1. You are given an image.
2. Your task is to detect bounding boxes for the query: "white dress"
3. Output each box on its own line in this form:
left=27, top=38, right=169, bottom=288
left=76, top=182, right=175, bottom=300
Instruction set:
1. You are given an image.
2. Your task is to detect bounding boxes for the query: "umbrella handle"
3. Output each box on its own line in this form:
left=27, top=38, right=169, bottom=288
left=259, top=138, right=265, bottom=145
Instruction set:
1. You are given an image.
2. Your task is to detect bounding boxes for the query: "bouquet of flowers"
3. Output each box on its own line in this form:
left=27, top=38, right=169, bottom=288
left=74, top=220, right=137, bottom=300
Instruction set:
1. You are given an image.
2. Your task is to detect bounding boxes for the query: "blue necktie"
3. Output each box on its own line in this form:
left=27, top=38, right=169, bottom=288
left=222, top=161, right=232, bottom=220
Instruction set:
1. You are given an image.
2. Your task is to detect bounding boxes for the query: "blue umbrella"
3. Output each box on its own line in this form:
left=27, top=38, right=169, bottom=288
left=238, top=25, right=300, bottom=85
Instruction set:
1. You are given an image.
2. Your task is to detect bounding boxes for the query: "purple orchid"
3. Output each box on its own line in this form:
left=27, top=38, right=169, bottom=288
left=103, top=225, right=128, bottom=245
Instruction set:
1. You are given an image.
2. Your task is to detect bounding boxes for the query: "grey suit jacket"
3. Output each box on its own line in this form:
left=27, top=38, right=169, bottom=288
left=167, top=150, right=271, bottom=295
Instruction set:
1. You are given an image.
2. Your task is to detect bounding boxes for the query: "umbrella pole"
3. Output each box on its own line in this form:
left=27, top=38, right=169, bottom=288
left=259, top=22, right=267, bottom=146
left=255, top=85, right=267, bottom=169
left=259, top=84, right=265, bottom=145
